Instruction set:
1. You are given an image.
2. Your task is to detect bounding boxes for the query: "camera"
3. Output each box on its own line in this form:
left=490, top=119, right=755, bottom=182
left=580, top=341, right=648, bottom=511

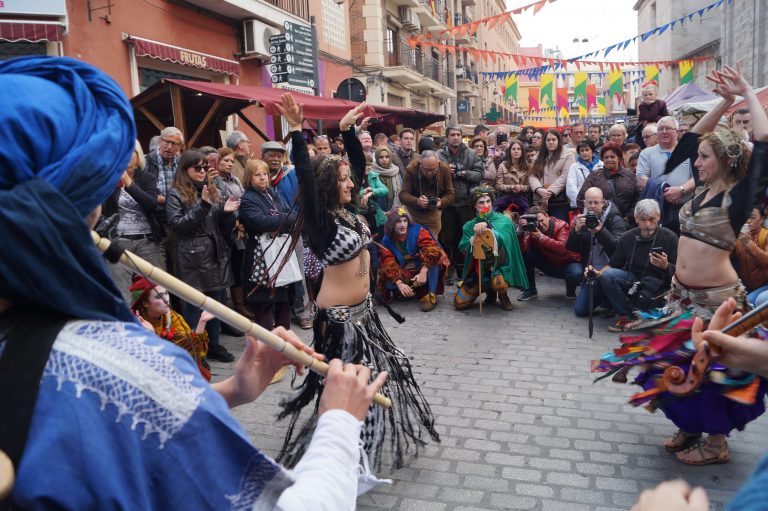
left=427, top=196, right=439, bottom=209
left=585, top=210, right=599, bottom=229
left=521, top=214, right=538, bottom=233
left=626, top=276, right=664, bottom=310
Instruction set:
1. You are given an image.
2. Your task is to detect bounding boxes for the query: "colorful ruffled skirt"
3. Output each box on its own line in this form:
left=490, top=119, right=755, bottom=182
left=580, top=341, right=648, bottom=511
left=592, top=277, right=767, bottom=435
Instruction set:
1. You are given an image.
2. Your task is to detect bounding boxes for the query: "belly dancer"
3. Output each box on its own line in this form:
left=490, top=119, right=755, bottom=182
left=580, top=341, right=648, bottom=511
left=593, top=66, right=768, bottom=465
left=275, top=94, right=439, bottom=474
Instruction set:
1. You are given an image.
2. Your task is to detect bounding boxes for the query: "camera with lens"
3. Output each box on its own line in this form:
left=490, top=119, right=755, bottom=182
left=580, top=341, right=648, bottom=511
left=520, top=214, right=538, bottom=233
left=585, top=210, right=600, bottom=229
left=427, top=196, right=439, bottom=209
left=626, top=277, right=664, bottom=310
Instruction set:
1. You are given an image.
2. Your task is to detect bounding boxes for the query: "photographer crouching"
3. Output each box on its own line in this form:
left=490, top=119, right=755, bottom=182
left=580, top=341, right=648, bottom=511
left=589, top=198, right=678, bottom=332
left=566, top=187, right=628, bottom=316
left=518, top=207, right=582, bottom=300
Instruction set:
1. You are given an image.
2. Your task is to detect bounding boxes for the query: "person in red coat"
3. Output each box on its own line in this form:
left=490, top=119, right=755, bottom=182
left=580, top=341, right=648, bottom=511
left=518, top=206, right=581, bottom=300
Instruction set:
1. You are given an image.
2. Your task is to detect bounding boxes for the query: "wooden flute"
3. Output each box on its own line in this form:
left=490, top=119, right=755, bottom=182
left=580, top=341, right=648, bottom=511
left=91, top=231, right=392, bottom=408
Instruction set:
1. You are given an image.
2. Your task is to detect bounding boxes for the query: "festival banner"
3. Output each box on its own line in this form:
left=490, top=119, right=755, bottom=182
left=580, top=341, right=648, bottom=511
left=679, top=60, right=694, bottom=84
left=597, top=96, right=607, bottom=116
left=586, top=83, right=597, bottom=110
left=504, top=74, right=518, bottom=103
left=608, top=69, right=623, bottom=103
left=540, top=73, right=554, bottom=108
left=528, top=87, right=540, bottom=112
left=573, top=71, right=588, bottom=107
left=644, top=65, right=659, bottom=84
left=556, top=87, right=569, bottom=118
left=578, top=104, right=588, bottom=119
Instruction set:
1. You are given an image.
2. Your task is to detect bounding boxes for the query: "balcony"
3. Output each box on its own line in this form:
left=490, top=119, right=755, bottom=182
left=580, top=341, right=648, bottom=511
left=181, top=0, right=309, bottom=22
left=453, top=13, right=472, bottom=43
left=414, top=0, right=449, bottom=31
left=391, top=0, right=419, bottom=6
left=381, top=40, right=425, bottom=85
left=410, top=54, right=455, bottom=98
left=457, top=69, right=480, bottom=97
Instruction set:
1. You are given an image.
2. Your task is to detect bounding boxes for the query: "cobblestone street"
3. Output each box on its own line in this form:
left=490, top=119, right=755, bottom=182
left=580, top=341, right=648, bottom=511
left=214, top=276, right=768, bottom=510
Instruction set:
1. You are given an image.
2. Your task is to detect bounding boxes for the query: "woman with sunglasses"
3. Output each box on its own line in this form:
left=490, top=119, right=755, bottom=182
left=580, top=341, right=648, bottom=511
left=166, top=149, right=240, bottom=363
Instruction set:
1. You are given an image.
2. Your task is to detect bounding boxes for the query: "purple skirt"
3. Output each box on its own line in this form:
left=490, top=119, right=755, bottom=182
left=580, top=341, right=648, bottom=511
left=636, top=367, right=767, bottom=435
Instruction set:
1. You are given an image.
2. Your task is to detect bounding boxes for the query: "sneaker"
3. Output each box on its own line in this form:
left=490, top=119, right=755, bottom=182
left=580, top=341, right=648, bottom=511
left=299, top=318, right=312, bottom=330
left=207, top=344, right=235, bottom=362
left=565, top=289, right=577, bottom=300
left=608, top=316, right=634, bottom=333
left=518, top=289, right=538, bottom=301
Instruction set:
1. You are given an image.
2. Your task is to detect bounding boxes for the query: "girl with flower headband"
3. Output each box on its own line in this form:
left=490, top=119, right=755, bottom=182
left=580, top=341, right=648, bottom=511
left=592, top=65, right=768, bottom=465
left=274, top=93, right=439, bottom=477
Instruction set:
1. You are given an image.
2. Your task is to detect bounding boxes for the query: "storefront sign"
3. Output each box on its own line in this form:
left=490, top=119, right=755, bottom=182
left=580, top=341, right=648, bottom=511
left=457, top=99, right=469, bottom=112
left=126, top=35, right=239, bottom=76
left=0, top=0, right=67, bottom=16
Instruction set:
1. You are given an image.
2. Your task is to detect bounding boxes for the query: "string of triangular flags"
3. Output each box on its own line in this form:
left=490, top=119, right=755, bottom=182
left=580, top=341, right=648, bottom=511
left=407, top=0, right=558, bottom=47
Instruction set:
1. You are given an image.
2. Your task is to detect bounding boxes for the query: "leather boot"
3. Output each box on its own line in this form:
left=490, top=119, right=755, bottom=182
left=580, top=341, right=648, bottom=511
left=498, top=291, right=514, bottom=311
left=230, top=286, right=254, bottom=321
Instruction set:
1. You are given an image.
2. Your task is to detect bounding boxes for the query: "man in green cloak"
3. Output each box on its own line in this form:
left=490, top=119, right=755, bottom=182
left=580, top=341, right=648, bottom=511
left=454, top=186, right=528, bottom=311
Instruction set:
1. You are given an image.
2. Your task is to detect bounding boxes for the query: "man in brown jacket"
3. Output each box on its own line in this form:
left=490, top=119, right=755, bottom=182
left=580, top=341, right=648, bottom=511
left=399, top=150, right=455, bottom=237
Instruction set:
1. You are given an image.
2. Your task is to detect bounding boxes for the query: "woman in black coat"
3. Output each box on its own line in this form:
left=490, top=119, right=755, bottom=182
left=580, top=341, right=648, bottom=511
left=239, top=159, right=298, bottom=330
left=166, top=149, right=240, bottom=362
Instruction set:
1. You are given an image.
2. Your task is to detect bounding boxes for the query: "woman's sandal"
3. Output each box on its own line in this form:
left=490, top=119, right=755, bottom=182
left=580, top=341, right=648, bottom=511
left=664, top=430, right=702, bottom=452
left=675, top=439, right=729, bottom=465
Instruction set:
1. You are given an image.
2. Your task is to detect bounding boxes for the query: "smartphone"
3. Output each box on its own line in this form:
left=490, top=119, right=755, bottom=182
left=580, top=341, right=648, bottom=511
left=207, top=152, right=219, bottom=170
left=651, top=246, right=664, bottom=255
left=496, top=133, right=508, bottom=144
left=367, top=117, right=381, bottom=125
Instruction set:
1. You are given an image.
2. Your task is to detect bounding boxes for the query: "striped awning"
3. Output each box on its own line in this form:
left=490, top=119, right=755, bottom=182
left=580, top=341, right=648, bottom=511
left=124, top=35, right=239, bottom=76
left=0, top=21, right=63, bottom=43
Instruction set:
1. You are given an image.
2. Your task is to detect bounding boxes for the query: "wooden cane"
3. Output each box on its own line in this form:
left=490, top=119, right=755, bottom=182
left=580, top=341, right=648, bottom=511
left=91, top=231, right=392, bottom=409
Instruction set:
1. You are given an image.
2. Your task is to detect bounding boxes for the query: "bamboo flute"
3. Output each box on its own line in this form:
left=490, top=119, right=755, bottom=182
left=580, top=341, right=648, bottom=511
left=91, top=231, right=392, bottom=408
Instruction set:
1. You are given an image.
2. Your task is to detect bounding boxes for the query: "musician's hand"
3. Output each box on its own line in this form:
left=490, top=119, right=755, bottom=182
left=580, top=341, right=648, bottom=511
left=319, top=359, right=388, bottom=421
left=214, top=327, right=323, bottom=408
left=692, top=298, right=768, bottom=378
left=631, top=480, right=709, bottom=511
left=474, top=222, right=489, bottom=236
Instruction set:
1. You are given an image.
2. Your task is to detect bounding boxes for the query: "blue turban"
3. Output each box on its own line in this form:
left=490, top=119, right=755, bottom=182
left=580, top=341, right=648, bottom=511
left=0, top=56, right=137, bottom=322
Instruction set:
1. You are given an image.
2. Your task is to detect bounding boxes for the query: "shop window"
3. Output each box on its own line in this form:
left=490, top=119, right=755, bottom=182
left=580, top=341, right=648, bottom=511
left=0, top=41, right=47, bottom=61
left=385, top=26, right=398, bottom=66
left=139, top=67, right=209, bottom=92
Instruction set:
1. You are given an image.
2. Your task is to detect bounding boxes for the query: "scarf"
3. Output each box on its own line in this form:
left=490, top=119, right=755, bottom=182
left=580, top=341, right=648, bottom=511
left=0, top=57, right=136, bottom=322
left=578, top=154, right=601, bottom=171
left=372, top=161, right=402, bottom=208
left=270, top=165, right=289, bottom=187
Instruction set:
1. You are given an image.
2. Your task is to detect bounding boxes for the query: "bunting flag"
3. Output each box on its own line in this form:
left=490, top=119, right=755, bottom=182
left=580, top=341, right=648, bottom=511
left=573, top=71, right=588, bottom=107
left=528, top=87, right=539, bottom=112
left=608, top=69, right=623, bottom=103
left=597, top=96, right=607, bottom=116
left=540, top=74, right=554, bottom=108
left=644, top=65, right=659, bottom=84
left=586, top=84, right=597, bottom=110
left=556, top=87, right=569, bottom=119
left=578, top=104, right=588, bottom=119
left=504, top=74, right=518, bottom=103
left=679, top=60, right=694, bottom=84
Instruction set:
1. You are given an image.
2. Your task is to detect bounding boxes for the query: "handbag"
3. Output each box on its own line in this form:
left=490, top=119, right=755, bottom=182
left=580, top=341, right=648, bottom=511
left=259, top=234, right=302, bottom=287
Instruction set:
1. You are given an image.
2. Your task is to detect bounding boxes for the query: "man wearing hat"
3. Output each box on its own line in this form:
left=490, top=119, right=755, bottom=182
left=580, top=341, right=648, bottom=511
left=261, top=140, right=311, bottom=329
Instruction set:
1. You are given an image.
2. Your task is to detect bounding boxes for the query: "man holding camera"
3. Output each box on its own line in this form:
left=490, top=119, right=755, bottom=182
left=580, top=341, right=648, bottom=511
left=588, top=198, right=678, bottom=332
left=518, top=207, right=582, bottom=300
left=438, top=125, right=484, bottom=282
left=566, top=187, right=629, bottom=316
left=400, top=150, right=455, bottom=237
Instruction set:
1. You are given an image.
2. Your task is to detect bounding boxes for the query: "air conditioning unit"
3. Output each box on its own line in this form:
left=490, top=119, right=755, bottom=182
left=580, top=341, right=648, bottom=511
left=243, top=19, right=282, bottom=58
left=399, top=7, right=420, bottom=31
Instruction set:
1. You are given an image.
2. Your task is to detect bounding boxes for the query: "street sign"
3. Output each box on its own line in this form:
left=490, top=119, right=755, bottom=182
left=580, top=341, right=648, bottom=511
left=269, top=20, right=318, bottom=90
left=457, top=99, right=469, bottom=112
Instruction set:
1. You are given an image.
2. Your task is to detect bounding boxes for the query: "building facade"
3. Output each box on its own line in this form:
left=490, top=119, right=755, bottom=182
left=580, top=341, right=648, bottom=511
left=720, top=0, right=767, bottom=88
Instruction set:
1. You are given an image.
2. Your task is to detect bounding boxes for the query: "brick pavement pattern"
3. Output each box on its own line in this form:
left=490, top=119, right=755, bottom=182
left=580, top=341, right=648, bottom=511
left=213, top=276, right=768, bottom=510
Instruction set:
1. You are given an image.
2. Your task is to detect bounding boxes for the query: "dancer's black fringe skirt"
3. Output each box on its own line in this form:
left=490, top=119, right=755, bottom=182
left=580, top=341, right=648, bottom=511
left=277, top=294, right=439, bottom=472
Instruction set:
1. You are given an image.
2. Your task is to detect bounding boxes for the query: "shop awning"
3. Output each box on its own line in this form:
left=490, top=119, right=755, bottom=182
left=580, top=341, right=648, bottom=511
left=727, top=86, right=768, bottom=114
left=124, top=35, right=239, bottom=76
left=0, top=21, right=63, bottom=43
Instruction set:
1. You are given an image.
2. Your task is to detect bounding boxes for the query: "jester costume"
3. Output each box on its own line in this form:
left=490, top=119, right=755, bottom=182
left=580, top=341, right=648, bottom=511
left=454, top=204, right=528, bottom=311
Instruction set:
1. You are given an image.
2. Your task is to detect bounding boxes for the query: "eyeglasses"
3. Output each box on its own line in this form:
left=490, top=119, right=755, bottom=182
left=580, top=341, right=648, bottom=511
left=657, top=127, right=676, bottom=132
left=161, top=138, right=182, bottom=147
left=192, top=164, right=207, bottom=172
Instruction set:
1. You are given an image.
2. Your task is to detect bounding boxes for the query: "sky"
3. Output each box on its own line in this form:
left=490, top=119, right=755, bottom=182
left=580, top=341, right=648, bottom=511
left=513, top=0, right=639, bottom=62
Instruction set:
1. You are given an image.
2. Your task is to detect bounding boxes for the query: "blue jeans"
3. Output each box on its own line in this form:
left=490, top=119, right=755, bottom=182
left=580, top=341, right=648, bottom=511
left=598, top=268, right=637, bottom=318
left=522, top=247, right=582, bottom=292
left=183, top=289, right=224, bottom=348
left=574, top=281, right=606, bottom=317
left=747, top=284, right=768, bottom=307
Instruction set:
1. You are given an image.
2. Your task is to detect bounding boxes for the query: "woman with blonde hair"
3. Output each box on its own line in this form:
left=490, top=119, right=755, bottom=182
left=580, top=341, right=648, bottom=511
left=103, top=139, right=163, bottom=303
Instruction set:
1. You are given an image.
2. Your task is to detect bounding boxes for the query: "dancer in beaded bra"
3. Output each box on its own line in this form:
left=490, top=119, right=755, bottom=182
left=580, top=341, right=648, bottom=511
left=592, top=66, right=768, bottom=465
left=274, top=94, right=439, bottom=474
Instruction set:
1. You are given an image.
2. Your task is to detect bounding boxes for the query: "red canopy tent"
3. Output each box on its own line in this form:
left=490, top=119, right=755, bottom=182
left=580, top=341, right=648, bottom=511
left=727, top=86, right=768, bottom=115
left=130, top=79, right=445, bottom=148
